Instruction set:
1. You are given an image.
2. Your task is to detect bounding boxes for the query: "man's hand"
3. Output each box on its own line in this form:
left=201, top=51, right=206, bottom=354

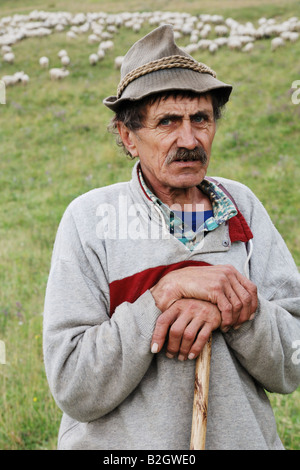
left=150, top=264, right=258, bottom=333
left=151, top=299, right=221, bottom=360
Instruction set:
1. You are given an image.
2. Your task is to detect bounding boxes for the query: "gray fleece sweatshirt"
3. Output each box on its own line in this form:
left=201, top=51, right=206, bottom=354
left=43, top=162, right=300, bottom=450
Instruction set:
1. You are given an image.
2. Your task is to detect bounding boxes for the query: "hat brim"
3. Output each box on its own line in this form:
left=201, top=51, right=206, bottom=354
left=103, top=67, right=232, bottom=111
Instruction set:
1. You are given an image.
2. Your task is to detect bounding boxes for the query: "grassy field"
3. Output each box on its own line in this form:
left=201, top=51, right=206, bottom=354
left=0, top=0, right=299, bottom=450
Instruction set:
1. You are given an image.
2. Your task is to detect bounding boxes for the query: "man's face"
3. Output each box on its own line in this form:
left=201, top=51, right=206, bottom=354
left=121, top=94, right=216, bottom=196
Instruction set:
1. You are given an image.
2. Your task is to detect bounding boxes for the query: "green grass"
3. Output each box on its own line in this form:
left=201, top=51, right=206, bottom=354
left=0, top=0, right=299, bottom=450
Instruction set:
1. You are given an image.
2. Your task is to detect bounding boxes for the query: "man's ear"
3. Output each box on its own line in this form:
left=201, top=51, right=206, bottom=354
left=117, top=123, right=139, bottom=157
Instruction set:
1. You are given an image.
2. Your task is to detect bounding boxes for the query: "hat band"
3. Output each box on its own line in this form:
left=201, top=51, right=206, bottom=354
left=117, top=55, right=217, bottom=99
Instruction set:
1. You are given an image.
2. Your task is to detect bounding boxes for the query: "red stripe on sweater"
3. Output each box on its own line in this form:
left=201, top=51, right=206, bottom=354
left=109, top=260, right=210, bottom=316
left=228, top=210, right=253, bottom=243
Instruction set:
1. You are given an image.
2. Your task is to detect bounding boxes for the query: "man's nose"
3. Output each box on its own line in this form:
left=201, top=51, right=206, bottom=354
left=176, top=120, right=198, bottom=149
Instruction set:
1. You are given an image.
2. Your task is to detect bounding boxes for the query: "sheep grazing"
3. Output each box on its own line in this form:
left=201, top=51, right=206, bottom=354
left=3, top=51, right=15, bottom=63
left=88, top=33, right=100, bottom=44
left=208, top=42, right=218, bottom=54
left=89, top=53, right=99, bottom=65
left=280, top=31, right=299, bottom=42
left=39, top=56, right=49, bottom=68
left=1, top=70, right=29, bottom=86
left=61, top=55, right=70, bottom=66
left=66, top=31, right=77, bottom=39
left=49, top=67, right=70, bottom=80
left=271, top=37, right=285, bottom=51
left=1, top=74, right=17, bottom=86
left=1, top=45, right=12, bottom=54
left=289, top=32, right=299, bottom=42
left=198, top=39, right=213, bottom=50
left=227, top=37, right=242, bottom=50
left=214, top=37, right=228, bottom=47
left=55, top=24, right=64, bottom=32
left=242, top=42, right=254, bottom=53
left=99, top=40, right=114, bottom=51
left=58, top=49, right=68, bottom=58
left=183, top=43, right=199, bottom=54
left=199, top=26, right=211, bottom=39
left=114, top=56, right=124, bottom=69
left=0, top=8, right=299, bottom=79
left=215, top=25, right=229, bottom=36
left=20, top=73, right=29, bottom=85
left=97, top=48, right=105, bottom=60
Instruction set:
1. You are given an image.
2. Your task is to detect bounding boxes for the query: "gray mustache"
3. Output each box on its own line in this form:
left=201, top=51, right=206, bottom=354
left=165, top=146, right=208, bottom=165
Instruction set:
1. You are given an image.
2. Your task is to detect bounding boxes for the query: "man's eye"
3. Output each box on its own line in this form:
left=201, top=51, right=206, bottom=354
left=193, top=115, right=205, bottom=123
left=159, top=118, right=172, bottom=126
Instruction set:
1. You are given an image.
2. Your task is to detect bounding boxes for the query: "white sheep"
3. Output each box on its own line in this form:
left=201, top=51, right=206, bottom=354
left=271, top=37, right=285, bottom=51
left=173, top=31, right=182, bottom=40
left=214, top=37, right=228, bottom=47
left=21, top=73, right=29, bottom=85
left=215, top=25, right=229, bottom=36
left=242, top=42, right=254, bottom=53
left=61, top=55, right=70, bottom=66
left=211, top=14, right=224, bottom=24
left=114, top=56, right=124, bottom=69
left=209, top=42, right=218, bottom=54
left=3, top=51, right=15, bottom=63
left=132, top=23, right=142, bottom=33
left=1, top=70, right=28, bottom=86
left=58, top=49, right=68, bottom=58
left=99, top=40, right=114, bottom=51
left=89, top=53, right=99, bottom=65
left=39, top=56, right=49, bottom=68
left=181, top=23, right=193, bottom=35
left=66, top=31, right=77, bottom=39
left=289, top=32, right=299, bottom=42
left=49, top=67, right=70, bottom=80
left=0, top=8, right=299, bottom=73
left=107, top=25, right=117, bottom=34
left=97, top=48, right=105, bottom=60
left=183, top=43, right=199, bottom=54
left=280, top=31, right=299, bottom=42
left=55, top=24, right=65, bottom=32
left=2, top=74, right=18, bottom=86
left=101, top=31, right=113, bottom=39
left=88, top=33, right=100, bottom=44
left=258, top=17, right=267, bottom=26
left=190, top=32, right=199, bottom=44
left=227, top=37, right=242, bottom=50
left=198, top=39, right=212, bottom=50
left=1, top=45, right=12, bottom=54
left=199, top=25, right=211, bottom=39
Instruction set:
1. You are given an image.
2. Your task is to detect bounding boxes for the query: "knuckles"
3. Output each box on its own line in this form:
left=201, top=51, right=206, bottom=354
left=182, top=329, right=196, bottom=343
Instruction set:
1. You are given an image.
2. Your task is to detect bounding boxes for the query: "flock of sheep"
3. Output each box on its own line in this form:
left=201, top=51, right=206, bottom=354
left=0, top=9, right=299, bottom=88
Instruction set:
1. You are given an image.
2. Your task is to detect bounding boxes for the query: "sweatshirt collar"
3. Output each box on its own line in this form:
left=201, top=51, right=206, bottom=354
left=131, top=161, right=253, bottom=244
left=137, top=163, right=237, bottom=231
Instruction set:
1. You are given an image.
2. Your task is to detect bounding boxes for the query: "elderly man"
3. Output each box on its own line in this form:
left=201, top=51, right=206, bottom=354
left=43, top=25, right=300, bottom=450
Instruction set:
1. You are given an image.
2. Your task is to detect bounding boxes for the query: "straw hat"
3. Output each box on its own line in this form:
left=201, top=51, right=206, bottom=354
left=103, top=24, right=232, bottom=111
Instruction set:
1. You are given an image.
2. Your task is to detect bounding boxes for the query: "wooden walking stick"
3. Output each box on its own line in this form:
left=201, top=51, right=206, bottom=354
left=190, top=334, right=212, bottom=450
